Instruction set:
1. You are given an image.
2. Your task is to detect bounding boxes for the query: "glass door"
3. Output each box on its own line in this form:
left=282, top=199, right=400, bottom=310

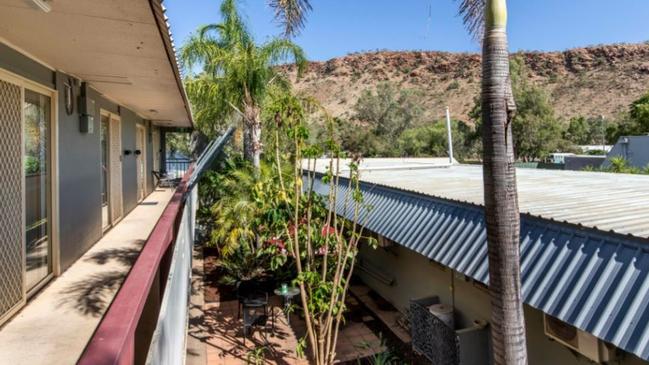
left=100, top=114, right=110, bottom=230
left=24, top=89, right=52, bottom=292
left=136, top=125, right=146, bottom=201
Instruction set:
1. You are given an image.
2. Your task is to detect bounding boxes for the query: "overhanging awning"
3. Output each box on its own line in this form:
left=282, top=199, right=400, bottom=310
left=312, top=175, right=649, bottom=361
left=0, top=0, right=192, bottom=127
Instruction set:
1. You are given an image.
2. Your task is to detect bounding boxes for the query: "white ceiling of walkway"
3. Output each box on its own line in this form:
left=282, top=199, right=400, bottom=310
left=0, top=0, right=192, bottom=127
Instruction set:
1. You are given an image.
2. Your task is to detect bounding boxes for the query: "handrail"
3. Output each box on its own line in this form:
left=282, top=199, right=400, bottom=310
left=78, top=165, right=195, bottom=365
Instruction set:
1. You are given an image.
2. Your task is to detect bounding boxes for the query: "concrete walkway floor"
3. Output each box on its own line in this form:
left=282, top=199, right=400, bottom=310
left=0, top=188, right=175, bottom=365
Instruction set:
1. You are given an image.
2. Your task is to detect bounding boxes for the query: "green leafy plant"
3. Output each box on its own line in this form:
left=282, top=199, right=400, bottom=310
left=24, top=155, right=40, bottom=175
left=202, top=158, right=291, bottom=288
left=355, top=335, right=400, bottom=365
left=261, top=86, right=376, bottom=365
left=602, top=156, right=648, bottom=175
left=246, top=346, right=266, bottom=365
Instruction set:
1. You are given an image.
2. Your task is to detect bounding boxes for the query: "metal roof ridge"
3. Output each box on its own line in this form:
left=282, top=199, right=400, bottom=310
left=311, top=170, right=649, bottom=242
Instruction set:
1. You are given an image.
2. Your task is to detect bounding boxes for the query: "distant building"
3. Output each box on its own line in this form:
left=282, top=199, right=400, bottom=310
left=546, top=152, right=575, bottom=164
left=578, top=145, right=612, bottom=154
left=564, top=155, right=606, bottom=171
left=604, top=135, right=649, bottom=169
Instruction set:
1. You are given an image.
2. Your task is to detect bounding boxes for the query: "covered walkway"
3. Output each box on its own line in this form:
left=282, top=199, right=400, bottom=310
left=0, top=188, right=175, bottom=365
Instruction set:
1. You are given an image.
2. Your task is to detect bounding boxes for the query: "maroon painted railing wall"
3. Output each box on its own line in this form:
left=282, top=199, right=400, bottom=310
left=78, top=166, right=194, bottom=365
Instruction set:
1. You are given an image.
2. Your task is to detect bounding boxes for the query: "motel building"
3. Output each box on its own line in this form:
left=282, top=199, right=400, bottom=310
left=1, top=1, right=649, bottom=365
left=310, top=158, right=649, bottom=365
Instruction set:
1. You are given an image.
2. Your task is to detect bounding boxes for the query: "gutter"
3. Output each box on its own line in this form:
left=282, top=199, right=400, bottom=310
left=148, top=0, right=194, bottom=128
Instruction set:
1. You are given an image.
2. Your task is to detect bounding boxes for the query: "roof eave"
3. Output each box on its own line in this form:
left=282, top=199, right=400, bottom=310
left=149, top=0, right=194, bottom=129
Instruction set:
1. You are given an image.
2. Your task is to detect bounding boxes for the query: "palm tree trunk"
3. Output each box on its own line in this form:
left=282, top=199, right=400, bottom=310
left=251, top=119, right=262, bottom=169
left=234, top=126, right=244, bottom=154
left=243, top=125, right=253, bottom=162
left=481, top=0, right=528, bottom=364
left=243, top=104, right=262, bottom=170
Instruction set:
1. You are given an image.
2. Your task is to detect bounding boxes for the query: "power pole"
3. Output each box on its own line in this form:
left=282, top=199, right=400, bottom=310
left=600, top=115, right=606, bottom=152
left=446, top=106, right=454, bottom=164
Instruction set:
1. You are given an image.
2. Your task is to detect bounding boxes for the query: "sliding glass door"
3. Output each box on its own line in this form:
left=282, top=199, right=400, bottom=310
left=24, top=89, right=52, bottom=292
left=100, top=114, right=110, bottom=230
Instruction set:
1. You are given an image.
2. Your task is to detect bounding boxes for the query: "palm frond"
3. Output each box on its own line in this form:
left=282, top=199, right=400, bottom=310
left=456, top=0, right=485, bottom=40
left=260, top=38, right=308, bottom=75
left=268, top=0, right=312, bottom=37
left=220, top=0, right=253, bottom=45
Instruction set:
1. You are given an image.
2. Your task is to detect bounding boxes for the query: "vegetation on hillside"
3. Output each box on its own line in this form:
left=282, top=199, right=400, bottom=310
left=317, top=56, right=649, bottom=162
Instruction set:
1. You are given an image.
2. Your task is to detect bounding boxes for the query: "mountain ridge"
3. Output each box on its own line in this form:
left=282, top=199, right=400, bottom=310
left=279, top=43, right=649, bottom=123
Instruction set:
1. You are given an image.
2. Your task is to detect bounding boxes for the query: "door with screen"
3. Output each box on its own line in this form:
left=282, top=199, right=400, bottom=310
left=0, top=78, right=25, bottom=322
left=0, top=72, right=55, bottom=324
left=24, top=89, right=52, bottom=292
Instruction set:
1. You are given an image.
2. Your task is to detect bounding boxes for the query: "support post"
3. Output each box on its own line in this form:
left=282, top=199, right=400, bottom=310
left=161, top=129, right=167, bottom=174
left=445, top=106, right=454, bottom=164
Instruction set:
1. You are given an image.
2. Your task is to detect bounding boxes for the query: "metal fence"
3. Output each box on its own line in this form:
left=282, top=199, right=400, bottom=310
left=410, top=296, right=459, bottom=365
left=145, top=185, right=197, bottom=365
left=166, top=158, right=192, bottom=179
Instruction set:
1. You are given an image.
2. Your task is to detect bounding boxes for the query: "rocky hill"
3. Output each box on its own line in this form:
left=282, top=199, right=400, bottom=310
left=279, top=43, right=649, bottom=122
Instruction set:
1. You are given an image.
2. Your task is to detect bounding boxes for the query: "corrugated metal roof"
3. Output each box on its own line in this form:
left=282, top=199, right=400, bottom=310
left=310, top=158, right=649, bottom=239
left=311, top=174, right=649, bottom=361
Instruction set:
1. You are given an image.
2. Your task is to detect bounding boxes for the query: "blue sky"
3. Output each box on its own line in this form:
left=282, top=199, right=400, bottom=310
left=165, top=0, right=649, bottom=61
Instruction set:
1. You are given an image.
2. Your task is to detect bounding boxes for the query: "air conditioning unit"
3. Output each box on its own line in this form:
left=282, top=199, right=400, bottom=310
left=544, top=315, right=617, bottom=363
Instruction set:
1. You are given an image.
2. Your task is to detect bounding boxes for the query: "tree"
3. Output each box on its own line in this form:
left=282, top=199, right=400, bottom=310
left=512, top=86, right=562, bottom=161
left=564, top=117, right=590, bottom=145
left=396, top=120, right=477, bottom=160
left=608, top=92, right=649, bottom=142
left=268, top=0, right=312, bottom=37
left=165, top=132, right=192, bottom=158
left=630, top=92, right=649, bottom=133
left=470, top=56, right=566, bottom=161
left=354, top=83, right=424, bottom=137
left=564, top=116, right=608, bottom=146
left=459, top=0, right=529, bottom=363
left=181, top=0, right=307, bottom=170
left=262, top=87, right=372, bottom=365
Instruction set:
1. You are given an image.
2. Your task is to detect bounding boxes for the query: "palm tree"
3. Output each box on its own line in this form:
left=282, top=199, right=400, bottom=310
left=460, top=1, right=528, bottom=364
left=268, top=0, right=312, bottom=37
left=277, top=0, right=528, bottom=363
left=181, top=0, right=307, bottom=169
